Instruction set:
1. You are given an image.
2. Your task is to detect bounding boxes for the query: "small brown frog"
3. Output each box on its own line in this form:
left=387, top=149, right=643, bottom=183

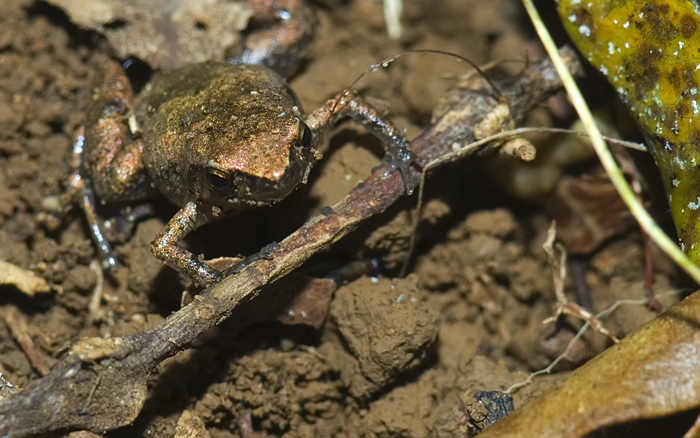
left=60, top=10, right=415, bottom=288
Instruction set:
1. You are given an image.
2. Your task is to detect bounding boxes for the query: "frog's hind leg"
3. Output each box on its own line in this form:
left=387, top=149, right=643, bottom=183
left=56, top=130, right=153, bottom=272
left=62, top=130, right=119, bottom=271
left=80, top=185, right=119, bottom=271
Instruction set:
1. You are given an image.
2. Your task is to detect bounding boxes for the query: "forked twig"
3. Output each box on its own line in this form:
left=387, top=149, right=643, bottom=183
left=505, top=289, right=681, bottom=394
left=542, top=222, right=618, bottom=343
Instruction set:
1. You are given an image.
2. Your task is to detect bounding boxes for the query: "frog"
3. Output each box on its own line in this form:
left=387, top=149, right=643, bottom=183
left=59, top=6, right=416, bottom=288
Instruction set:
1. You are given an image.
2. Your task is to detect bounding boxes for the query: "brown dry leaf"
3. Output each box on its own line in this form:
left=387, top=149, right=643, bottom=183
left=0, top=260, right=50, bottom=296
left=546, top=168, right=633, bottom=254
left=479, top=290, right=700, bottom=437
left=46, top=0, right=252, bottom=70
left=546, top=146, right=641, bottom=255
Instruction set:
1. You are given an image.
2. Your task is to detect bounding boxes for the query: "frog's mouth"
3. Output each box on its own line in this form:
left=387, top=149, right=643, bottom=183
left=201, top=139, right=311, bottom=209
left=234, top=155, right=307, bottom=205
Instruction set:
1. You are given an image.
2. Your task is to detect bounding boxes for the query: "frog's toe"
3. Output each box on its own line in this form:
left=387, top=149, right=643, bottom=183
left=102, top=254, right=119, bottom=272
left=220, top=242, right=280, bottom=278
left=382, top=145, right=419, bottom=195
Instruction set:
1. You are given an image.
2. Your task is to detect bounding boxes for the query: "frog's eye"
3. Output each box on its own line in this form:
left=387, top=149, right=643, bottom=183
left=299, top=123, right=313, bottom=148
left=207, top=168, right=230, bottom=190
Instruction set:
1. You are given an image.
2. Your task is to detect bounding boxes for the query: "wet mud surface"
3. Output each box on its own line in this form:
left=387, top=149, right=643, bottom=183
left=0, top=0, right=684, bottom=436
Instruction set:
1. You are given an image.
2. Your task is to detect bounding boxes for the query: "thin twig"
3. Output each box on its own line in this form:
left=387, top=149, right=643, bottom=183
left=542, top=222, right=618, bottom=342
left=5, top=309, right=50, bottom=376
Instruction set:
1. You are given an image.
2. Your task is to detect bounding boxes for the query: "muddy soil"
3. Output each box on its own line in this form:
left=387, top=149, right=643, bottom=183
left=0, top=0, right=684, bottom=437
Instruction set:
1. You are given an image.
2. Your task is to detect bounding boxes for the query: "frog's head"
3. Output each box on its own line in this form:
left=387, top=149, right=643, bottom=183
left=191, top=117, right=314, bottom=212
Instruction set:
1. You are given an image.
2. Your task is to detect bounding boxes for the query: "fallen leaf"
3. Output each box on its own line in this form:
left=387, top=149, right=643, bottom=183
left=479, top=290, right=700, bottom=437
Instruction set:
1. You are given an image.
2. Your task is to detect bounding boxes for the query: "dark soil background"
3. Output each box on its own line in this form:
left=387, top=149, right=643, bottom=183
left=0, top=0, right=684, bottom=436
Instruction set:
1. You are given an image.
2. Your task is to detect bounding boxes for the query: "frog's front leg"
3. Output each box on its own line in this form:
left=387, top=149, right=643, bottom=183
left=227, top=0, right=318, bottom=77
left=151, top=202, right=222, bottom=287
left=306, top=91, right=418, bottom=194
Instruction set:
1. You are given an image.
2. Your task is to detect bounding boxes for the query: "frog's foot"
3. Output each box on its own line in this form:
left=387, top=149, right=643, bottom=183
left=221, top=241, right=280, bottom=278
left=81, top=188, right=119, bottom=272
left=152, top=201, right=225, bottom=288
left=103, top=204, right=155, bottom=244
left=152, top=239, right=222, bottom=288
left=379, top=137, right=422, bottom=195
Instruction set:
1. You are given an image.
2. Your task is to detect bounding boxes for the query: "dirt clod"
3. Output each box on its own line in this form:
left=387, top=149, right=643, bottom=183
left=329, top=276, right=439, bottom=398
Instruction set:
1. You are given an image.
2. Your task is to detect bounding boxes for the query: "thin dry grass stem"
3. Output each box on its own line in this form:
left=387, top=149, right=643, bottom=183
left=505, top=318, right=589, bottom=394
left=87, top=259, right=105, bottom=322
left=382, top=0, right=403, bottom=40
left=505, top=288, right=681, bottom=395
left=4, top=309, right=50, bottom=376
left=542, top=222, right=618, bottom=343
left=400, top=126, right=646, bottom=277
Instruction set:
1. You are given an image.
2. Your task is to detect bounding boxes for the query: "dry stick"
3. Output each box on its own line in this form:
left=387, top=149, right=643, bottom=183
left=5, top=308, right=50, bottom=376
left=0, top=47, right=582, bottom=436
left=87, top=259, right=106, bottom=322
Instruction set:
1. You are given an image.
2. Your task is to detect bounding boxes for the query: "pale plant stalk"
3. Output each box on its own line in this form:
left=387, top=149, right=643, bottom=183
left=522, top=0, right=700, bottom=284
left=383, top=0, right=403, bottom=40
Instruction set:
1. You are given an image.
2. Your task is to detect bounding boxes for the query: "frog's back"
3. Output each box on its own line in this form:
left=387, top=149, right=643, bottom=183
left=136, top=62, right=301, bottom=128
left=136, top=61, right=309, bottom=209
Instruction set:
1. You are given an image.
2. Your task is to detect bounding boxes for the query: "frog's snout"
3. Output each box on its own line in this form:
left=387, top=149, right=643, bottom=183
left=241, top=150, right=308, bottom=203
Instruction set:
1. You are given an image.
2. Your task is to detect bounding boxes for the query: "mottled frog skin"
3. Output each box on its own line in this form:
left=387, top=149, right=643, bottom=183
left=133, top=62, right=312, bottom=211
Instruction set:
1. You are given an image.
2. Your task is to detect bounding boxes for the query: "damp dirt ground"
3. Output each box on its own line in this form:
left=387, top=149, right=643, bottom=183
left=0, top=0, right=688, bottom=437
